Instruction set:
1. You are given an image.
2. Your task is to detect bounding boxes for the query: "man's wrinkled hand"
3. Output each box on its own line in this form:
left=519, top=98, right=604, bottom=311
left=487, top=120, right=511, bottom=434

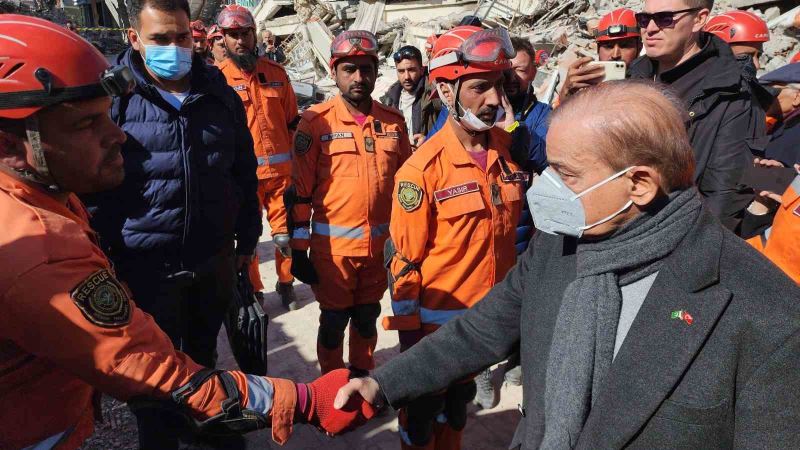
left=299, top=369, right=376, bottom=435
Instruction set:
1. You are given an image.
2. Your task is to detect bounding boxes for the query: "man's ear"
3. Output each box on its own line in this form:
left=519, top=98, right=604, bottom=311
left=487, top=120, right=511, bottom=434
left=791, top=90, right=800, bottom=109
left=693, top=9, right=710, bottom=32
left=0, top=129, right=29, bottom=170
left=437, top=81, right=455, bottom=106
left=128, top=28, right=141, bottom=51
left=628, top=166, right=663, bottom=207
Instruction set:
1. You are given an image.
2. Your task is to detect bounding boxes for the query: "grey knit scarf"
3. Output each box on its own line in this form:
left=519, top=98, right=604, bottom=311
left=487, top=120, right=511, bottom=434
left=540, top=188, right=703, bottom=450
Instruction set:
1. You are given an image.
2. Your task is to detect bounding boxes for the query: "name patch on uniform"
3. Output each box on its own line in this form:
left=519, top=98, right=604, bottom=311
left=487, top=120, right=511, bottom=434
left=294, top=131, right=312, bottom=155
left=71, top=269, right=131, bottom=328
left=434, top=181, right=479, bottom=202
left=398, top=181, right=423, bottom=212
left=385, top=131, right=400, bottom=139
left=320, top=132, right=354, bottom=142
left=232, top=84, right=247, bottom=91
left=267, top=81, right=284, bottom=87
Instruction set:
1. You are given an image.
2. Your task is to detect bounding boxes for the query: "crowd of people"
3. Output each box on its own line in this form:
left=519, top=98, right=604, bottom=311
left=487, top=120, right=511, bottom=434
left=1, top=0, right=800, bottom=449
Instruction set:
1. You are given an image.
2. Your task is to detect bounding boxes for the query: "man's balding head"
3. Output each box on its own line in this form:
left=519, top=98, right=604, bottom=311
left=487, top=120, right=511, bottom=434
left=550, top=80, right=694, bottom=192
left=544, top=80, right=695, bottom=237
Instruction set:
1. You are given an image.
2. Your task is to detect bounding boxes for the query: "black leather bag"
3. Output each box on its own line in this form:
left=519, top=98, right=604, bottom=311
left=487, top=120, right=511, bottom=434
left=225, top=272, right=268, bottom=375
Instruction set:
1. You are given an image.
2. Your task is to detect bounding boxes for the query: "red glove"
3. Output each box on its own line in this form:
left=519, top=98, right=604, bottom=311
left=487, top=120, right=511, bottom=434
left=296, top=369, right=376, bottom=434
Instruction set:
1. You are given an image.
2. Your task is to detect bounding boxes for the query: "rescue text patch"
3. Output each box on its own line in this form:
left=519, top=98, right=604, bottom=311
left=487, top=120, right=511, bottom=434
left=434, top=181, right=480, bottom=202
left=71, top=269, right=131, bottom=328
left=385, top=131, right=400, bottom=139
left=320, top=132, right=354, bottom=142
left=232, top=84, right=247, bottom=91
left=398, top=181, right=423, bottom=212
left=294, top=132, right=312, bottom=155
left=267, top=81, right=284, bottom=87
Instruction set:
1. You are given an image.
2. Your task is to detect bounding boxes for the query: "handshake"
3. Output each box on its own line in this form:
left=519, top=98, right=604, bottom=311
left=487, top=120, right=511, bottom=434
left=292, top=368, right=382, bottom=437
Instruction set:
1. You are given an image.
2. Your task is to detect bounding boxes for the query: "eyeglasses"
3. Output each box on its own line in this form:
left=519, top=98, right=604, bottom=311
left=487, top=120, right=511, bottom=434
left=393, top=46, right=422, bottom=63
left=634, top=8, right=701, bottom=29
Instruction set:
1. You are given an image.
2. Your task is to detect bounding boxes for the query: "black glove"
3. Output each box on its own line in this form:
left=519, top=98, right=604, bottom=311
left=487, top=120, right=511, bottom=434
left=291, top=249, right=319, bottom=285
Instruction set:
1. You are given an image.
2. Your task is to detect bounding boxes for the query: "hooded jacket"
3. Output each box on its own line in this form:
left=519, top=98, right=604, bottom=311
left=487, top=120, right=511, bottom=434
left=83, top=48, right=261, bottom=275
left=630, top=32, right=764, bottom=232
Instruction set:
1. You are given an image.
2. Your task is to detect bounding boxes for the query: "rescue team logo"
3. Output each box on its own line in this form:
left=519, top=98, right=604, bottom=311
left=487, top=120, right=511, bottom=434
left=320, top=132, right=354, bottom=142
left=434, top=181, right=479, bottom=202
left=71, top=269, right=131, bottom=328
left=398, top=181, right=423, bottom=212
left=294, top=131, right=312, bottom=155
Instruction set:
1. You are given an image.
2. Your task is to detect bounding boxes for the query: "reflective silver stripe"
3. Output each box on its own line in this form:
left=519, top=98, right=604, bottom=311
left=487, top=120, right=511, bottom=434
left=312, top=222, right=365, bottom=239
left=419, top=307, right=467, bottom=325
left=371, top=223, right=390, bottom=237
left=292, top=227, right=310, bottom=239
left=764, top=226, right=772, bottom=241
left=23, top=431, right=67, bottom=450
left=392, top=299, right=419, bottom=315
left=268, top=152, right=292, bottom=165
left=791, top=175, right=800, bottom=194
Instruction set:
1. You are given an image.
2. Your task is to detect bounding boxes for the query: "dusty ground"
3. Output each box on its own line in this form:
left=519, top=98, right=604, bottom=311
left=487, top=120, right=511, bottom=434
left=81, top=219, right=522, bottom=450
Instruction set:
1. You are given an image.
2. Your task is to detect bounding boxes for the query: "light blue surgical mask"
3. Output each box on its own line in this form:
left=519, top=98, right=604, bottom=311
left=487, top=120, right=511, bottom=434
left=526, top=166, right=634, bottom=238
left=138, top=36, right=192, bottom=81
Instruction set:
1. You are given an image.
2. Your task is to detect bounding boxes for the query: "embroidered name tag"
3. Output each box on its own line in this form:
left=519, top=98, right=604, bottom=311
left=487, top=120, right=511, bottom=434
left=267, top=81, right=284, bottom=87
left=232, top=84, right=247, bottom=91
left=434, top=181, right=480, bottom=202
left=385, top=131, right=400, bottom=139
left=320, top=132, right=354, bottom=142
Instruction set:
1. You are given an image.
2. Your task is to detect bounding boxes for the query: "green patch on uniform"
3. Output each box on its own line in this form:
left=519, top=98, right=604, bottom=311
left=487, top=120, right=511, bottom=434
left=294, top=131, right=312, bottom=156
left=398, top=181, right=423, bottom=212
left=71, top=269, right=131, bottom=328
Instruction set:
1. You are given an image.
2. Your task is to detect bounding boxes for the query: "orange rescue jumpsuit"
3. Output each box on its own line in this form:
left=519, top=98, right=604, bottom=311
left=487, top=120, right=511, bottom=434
left=747, top=174, right=800, bottom=283
left=219, top=57, right=299, bottom=290
left=384, top=119, right=522, bottom=450
left=289, top=95, right=412, bottom=373
left=0, top=171, right=291, bottom=449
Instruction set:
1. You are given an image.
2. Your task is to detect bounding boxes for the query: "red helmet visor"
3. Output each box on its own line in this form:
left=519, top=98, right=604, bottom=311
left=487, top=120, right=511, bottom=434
left=218, top=10, right=255, bottom=30
left=331, top=30, right=378, bottom=58
left=429, top=28, right=514, bottom=71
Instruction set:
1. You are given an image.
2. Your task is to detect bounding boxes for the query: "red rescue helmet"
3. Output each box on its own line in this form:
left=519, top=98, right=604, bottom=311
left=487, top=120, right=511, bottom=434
left=792, top=53, right=800, bottom=64
left=595, top=8, right=639, bottom=42
left=428, top=26, right=513, bottom=83
left=217, top=4, right=256, bottom=31
left=534, top=49, right=549, bottom=66
left=207, top=24, right=223, bottom=44
left=704, top=11, right=769, bottom=44
left=329, top=30, right=379, bottom=70
left=190, top=20, right=207, bottom=39
left=424, top=33, right=438, bottom=59
left=0, top=14, right=134, bottom=120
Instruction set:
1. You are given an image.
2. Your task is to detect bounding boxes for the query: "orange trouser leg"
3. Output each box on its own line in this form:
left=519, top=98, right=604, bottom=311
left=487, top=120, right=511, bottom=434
left=348, top=323, right=377, bottom=371
left=311, top=252, right=355, bottom=374
left=248, top=254, right=265, bottom=292
left=258, top=177, right=293, bottom=284
left=348, top=255, right=385, bottom=371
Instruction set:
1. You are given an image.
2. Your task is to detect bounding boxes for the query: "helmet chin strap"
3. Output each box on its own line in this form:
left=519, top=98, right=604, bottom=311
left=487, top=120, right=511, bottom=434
left=16, top=116, right=62, bottom=192
left=437, top=79, right=479, bottom=137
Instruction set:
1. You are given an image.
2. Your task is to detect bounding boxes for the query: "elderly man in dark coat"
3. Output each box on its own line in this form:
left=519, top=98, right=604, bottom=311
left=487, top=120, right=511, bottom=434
left=335, top=80, right=800, bottom=450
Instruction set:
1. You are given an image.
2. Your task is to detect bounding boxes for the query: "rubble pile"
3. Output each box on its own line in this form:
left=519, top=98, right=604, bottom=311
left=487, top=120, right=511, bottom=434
left=261, top=0, right=798, bottom=105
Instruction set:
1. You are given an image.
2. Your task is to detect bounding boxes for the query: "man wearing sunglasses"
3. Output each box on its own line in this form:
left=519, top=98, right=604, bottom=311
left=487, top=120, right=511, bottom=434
left=286, top=30, right=412, bottom=377
left=0, top=15, right=374, bottom=450
left=629, top=0, right=764, bottom=232
left=380, top=45, right=439, bottom=147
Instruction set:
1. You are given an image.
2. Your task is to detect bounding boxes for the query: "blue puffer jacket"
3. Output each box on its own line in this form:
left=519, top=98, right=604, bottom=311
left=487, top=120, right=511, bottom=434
left=83, top=48, right=261, bottom=275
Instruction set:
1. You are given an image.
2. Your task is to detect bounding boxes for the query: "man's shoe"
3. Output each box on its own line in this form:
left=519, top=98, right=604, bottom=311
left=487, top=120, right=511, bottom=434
left=504, top=365, right=522, bottom=386
left=276, top=282, right=298, bottom=310
left=473, top=368, right=497, bottom=410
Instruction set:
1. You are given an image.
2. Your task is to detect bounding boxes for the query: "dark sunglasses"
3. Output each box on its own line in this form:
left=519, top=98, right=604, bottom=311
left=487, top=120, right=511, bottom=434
left=634, top=8, right=701, bottom=28
left=393, top=46, right=422, bottom=63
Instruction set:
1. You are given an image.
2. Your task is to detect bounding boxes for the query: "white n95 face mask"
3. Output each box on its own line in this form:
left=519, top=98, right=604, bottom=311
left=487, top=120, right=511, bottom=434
left=526, top=166, right=634, bottom=238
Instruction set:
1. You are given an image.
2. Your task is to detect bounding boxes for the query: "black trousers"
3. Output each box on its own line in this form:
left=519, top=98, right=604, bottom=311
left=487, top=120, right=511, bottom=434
left=121, top=249, right=245, bottom=449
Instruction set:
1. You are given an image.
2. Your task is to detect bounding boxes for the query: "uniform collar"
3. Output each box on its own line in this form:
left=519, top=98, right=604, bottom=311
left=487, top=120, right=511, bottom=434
left=0, top=169, right=91, bottom=231
left=333, top=94, right=376, bottom=125
left=439, top=118, right=511, bottom=169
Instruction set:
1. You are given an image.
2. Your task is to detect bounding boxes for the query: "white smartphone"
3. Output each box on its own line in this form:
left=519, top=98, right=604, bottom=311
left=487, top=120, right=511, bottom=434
left=588, top=61, right=627, bottom=82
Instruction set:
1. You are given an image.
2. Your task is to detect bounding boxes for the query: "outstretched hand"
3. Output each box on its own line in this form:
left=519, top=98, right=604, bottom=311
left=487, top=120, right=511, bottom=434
left=334, top=376, right=382, bottom=410
left=301, top=369, right=376, bottom=435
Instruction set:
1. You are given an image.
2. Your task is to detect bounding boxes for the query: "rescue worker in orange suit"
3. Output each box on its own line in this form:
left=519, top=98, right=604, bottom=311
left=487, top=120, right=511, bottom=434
left=559, top=8, right=642, bottom=100
left=190, top=19, right=209, bottom=61
left=286, top=30, right=412, bottom=375
left=0, top=15, right=375, bottom=450
left=382, top=26, right=523, bottom=450
left=217, top=5, right=301, bottom=309
left=208, top=24, right=228, bottom=65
